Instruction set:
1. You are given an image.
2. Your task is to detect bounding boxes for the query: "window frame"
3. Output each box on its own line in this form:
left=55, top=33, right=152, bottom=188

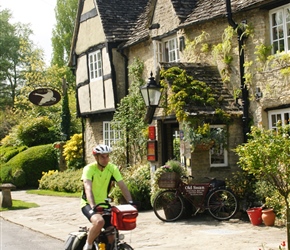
left=209, top=125, right=228, bottom=168
left=154, top=37, right=180, bottom=64
left=269, top=4, right=290, bottom=53
left=88, top=50, right=103, bottom=81
left=268, top=108, right=290, bottom=130
left=103, top=121, right=121, bottom=147
left=164, top=37, right=180, bottom=62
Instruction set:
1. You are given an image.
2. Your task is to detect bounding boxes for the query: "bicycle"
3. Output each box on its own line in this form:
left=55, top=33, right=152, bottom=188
left=64, top=199, right=138, bottom=250
left=153, top=174, right=238, bottom=222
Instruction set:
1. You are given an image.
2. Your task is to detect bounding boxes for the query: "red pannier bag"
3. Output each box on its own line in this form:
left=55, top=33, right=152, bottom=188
left=111, top=204, right=138, bottom=230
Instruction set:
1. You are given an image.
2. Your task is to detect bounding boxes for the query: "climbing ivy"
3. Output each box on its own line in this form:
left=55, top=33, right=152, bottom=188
left=160, top=67, right=216, bottom=122
left=111, top=58, right=148, bottom=166
left=183, top=31, right=210, bottom=62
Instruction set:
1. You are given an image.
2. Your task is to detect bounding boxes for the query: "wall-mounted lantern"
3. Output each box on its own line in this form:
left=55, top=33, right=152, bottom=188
left=140, top=72, right=163, bottom=124
left=140, top=72, right=162, bottom=107
left=255, top=87, right=263, bottom=101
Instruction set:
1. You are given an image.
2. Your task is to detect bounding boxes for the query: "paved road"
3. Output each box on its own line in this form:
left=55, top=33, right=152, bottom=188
left=0, top=191, right=287, bottom=250
left=1, top=219, right=64, bottom=250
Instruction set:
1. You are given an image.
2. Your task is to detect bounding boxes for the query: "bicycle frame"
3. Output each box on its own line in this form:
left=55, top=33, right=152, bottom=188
left=177, top=179, right=218, bottom=213
left=92, top=226, right=123, bottom=250
left=153, top=176, right=238, bottom=222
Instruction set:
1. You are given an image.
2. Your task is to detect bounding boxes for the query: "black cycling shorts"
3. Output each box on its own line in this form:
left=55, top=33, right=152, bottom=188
left=81, top=204, right=112, bottom=228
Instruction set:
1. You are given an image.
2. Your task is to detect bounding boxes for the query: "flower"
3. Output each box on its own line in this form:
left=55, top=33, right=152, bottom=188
left=278, top=241, right=286, bottom=250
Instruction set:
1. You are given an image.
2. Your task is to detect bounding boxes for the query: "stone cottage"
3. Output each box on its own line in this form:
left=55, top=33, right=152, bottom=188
left=69, top=0, right=290, bottom=179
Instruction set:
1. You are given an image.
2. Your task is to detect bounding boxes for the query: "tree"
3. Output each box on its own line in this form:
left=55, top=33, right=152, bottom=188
left=61, top=78, right=71, bottom=140
left=51, top=0, right=80, bottom=139
left=0, top=2, right=81, bottom=142
left=0, top=8, right=34, bottom=108
left=235, top=124, right=290, bottom=250
left=52, top=0, right=77, bottom=66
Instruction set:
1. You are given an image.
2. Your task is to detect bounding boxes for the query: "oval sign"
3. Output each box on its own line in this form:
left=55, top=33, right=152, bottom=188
left=29, top=88, right=61, bottom=106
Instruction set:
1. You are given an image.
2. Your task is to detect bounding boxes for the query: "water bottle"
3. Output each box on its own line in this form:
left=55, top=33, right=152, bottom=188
left=98, top=242, right=106, bottom=250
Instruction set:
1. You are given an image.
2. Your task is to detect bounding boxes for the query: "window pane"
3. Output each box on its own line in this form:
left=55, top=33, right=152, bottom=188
left=284, top=113, right=289, bottom=125
left=286, top=7, right=290, bottom=22
left=272, top=13, right=277, bottom=25
left=279, top=40, right=285, bottom=51
left=278, top=26, right=284, bottom=38
left=273, top=41, right=278, bottom=52
left=271, top=114, right=276, bottom=127
left=272, top=27, right=278, bottom=40
left=276, top=11, right=283, bottom=25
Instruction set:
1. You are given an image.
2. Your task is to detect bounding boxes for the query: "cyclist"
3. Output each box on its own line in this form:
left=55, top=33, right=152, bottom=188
left=81, top=144, right=133, bottom=250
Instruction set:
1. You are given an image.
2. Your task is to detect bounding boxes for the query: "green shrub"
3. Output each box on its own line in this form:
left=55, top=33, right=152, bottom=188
left=0, top=144, right=58, bottom=188
left=63, top=133, right=84, bottom=169
left=0, top=146, right=28, bottom=163
left=39, top=169, right=83, bottom=193
left=111, top=164, right=152, bottom=211
left=17, top=117, right=59, bottom=147
left=254, top=180, right=285, bottom=221
left=226, top=170, right=260, bottom=211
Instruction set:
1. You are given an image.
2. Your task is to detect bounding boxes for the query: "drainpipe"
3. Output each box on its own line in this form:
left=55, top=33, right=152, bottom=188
left=225, top=0, right=249, bottom=143
left=119, top=48, right=130, bottom=166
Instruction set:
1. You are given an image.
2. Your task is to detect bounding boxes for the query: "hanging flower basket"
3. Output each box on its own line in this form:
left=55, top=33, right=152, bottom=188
left=194, top=141, right=215, bottom=151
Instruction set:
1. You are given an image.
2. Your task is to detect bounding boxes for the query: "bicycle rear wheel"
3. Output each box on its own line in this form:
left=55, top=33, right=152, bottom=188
left=153, top=190, right=184, bottom=222
left=207, top=188, right=238, bottom=220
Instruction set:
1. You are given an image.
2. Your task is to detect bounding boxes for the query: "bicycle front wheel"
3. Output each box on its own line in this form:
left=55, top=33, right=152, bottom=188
left=153, top=190, right=184, bottom=222
left=207, top=188, right=238, bottom=220
left=117, top=243, right=134, bottom=250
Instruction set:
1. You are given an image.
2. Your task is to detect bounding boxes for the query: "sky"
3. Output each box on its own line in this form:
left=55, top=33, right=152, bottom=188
left=1, top=0, right=57, bottom=65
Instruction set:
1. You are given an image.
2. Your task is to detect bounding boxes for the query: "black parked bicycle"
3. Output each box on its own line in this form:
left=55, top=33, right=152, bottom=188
left=153, top=174, right=238, bottom=222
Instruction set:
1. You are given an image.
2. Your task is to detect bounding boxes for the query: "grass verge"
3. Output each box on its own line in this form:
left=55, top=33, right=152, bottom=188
left=27, top=189, right=81, bottom=197
left=0, top=190, right=80, bottom=212
left=0, top=199, right=39, bottom=211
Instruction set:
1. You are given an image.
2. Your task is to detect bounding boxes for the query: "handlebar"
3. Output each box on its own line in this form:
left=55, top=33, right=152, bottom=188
left=93, top=200, right=140, bottom=213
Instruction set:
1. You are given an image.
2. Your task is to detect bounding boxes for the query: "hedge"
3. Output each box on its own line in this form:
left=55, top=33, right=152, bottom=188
left=0, top=144, right=58, bottom=188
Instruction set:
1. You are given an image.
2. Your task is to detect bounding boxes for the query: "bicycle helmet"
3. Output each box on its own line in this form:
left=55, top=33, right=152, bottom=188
left=92, top=144, right=112, bottom=155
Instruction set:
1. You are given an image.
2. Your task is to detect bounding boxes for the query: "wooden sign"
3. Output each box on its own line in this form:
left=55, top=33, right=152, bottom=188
left=29, top=88, right=61, bottom=106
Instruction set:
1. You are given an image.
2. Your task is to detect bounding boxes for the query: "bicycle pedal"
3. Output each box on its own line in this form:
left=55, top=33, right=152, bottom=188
left=79, top=226, right=88, bottom=232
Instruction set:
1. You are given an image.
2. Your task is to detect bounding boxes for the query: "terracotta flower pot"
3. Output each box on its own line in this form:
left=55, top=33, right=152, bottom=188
left=246, top=207, right=262, bottom=226
left=262, top=208, right=275, bottom=226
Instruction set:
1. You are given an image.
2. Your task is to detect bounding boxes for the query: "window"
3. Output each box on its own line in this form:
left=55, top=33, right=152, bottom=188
left=210, top=125, right=228, bottom=167
left=269, top=4, right=290, bottom=53
left=103, top=122, right=121, bottom=147
left=154, top=37, right=180, bottom=64
left=89, top=50, right=102, bottom=80
left=164, top=38, right=179, bottom=62
left=268, top=108, right=290, bottom=130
